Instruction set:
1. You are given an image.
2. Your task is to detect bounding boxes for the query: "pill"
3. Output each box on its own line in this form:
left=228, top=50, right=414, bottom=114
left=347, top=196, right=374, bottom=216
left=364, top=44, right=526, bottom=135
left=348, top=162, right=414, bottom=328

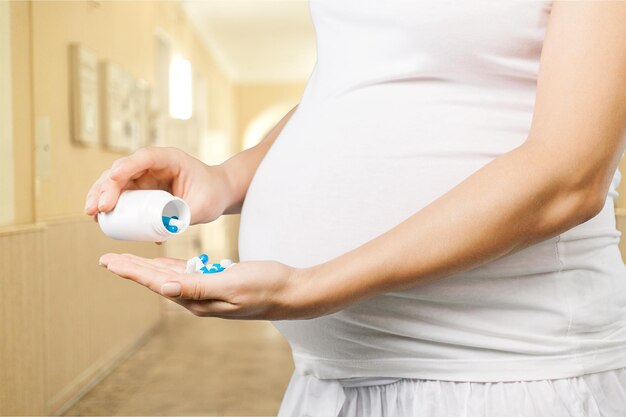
left=185, top=254, right=235, bottom=275
left=166, top=225, right=178, bottom=233
left=169, top=218, right=184, bottom=228
left=162, top=216, right=171, bottom=226
left=185, top=258, right=197, bottom=273
left=186, top=257, right=205, bottom=272
left=195, top=259, right=207, bottom=271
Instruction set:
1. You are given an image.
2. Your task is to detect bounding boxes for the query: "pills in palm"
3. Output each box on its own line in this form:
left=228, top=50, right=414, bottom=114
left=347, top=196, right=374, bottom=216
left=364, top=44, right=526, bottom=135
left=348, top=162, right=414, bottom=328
left=184, top=253, right=235, bottom=275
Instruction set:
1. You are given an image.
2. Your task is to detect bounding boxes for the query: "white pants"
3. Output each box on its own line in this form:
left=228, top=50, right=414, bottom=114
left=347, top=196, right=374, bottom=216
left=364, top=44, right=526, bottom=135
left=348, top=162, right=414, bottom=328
left=277, top=367, right=626, bottom=417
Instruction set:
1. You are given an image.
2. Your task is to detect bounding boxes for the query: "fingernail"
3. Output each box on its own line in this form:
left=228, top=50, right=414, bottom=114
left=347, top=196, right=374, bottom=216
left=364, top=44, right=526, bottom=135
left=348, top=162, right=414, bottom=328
left=161, top=282, right=182, bottom=297
left=98, top=192, right=108, bottom=209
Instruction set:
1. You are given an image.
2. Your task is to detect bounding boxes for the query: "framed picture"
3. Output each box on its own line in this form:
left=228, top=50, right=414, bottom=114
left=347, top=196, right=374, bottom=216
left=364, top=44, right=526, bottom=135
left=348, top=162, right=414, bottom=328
left=100, top=62, right=143, bottom=153
left=70, top=43, right=99, bottom=146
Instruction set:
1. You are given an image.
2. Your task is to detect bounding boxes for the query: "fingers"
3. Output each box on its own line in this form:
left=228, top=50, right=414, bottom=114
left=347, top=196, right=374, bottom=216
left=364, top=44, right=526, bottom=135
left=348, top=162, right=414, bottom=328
left=84, top=169, right=111, bottom=215
left=182, top=299, right=240, bottom=317
left=108, top=146, right=178, bottom=186
left=163, top=274, right=233, bottom=302
left=94, top=169, right=134, bottom=214
left=100, top=252, right=179, bottom=271
left=108, top=147, right=155, bottom=182
left=100, top=252, right=239, bottom=317
left=153, top=256, right=187, bottom=273
left=85, top=147, right=179, bottom=215
left=113, top=253, right=186, bottom=273
left=95, top=179, right=124, bottom=213
left=100, top=253, right=231, bottom=299
left=84, top=168, right=137, bottom=215
left=101, top=253, right=171, bottom=293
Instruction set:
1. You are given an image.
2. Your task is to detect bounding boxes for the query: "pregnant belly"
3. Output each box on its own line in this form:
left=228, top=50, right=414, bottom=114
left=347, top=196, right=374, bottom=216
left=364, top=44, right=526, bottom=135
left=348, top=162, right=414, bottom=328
left=237, top=90, right=626, bottom=366
left=239, top=83, right=619, bottom=269
left=240, top=153, right=487, bottom=266
left=238, top=87, right=534, bottom=268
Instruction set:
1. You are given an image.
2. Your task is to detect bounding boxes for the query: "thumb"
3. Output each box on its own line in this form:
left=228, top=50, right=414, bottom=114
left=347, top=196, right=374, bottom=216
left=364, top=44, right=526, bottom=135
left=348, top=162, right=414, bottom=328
left=161, top=281, right=183, bottom=297
left=161, top=274, right=229, bottom=300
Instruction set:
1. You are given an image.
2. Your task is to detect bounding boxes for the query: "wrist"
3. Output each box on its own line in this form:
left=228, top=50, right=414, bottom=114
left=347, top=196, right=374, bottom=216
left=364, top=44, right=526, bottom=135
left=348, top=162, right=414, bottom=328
left=216, top=158, right=247, bottom=215
left=286, top=266, right=332, bottom=319
left=189, top=163, right=234, bottom=224
left=212, top=162, right=240, bottom=215
left=288, top=261, right=362, bottom=319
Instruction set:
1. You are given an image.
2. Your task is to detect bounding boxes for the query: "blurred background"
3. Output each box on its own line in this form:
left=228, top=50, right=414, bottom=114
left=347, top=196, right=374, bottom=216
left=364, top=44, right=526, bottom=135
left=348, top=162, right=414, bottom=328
left=0, top=0, right=315, bottom=415
left=4, top=2, right=626, bottom=417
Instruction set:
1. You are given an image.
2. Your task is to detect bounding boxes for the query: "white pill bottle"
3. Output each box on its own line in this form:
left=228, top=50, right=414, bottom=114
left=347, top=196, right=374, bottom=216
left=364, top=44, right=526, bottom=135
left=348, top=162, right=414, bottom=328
left=98, top=190, right=191, bottom=241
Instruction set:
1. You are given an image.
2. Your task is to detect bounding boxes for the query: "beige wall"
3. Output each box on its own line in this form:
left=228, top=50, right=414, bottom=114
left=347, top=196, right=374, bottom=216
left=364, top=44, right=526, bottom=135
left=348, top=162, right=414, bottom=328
left=3, top=1, right=238, bottom=414
left=0, top=225, right=46, bottom=415
left=29, top=0, right=235, bottom=221
left=43, top=218, right=163, bottom=414
left=0, top=220, right=163, bottom=416
left=11, top=2, right=35, bottom=225
left=234, top=82, right=305, bottom=151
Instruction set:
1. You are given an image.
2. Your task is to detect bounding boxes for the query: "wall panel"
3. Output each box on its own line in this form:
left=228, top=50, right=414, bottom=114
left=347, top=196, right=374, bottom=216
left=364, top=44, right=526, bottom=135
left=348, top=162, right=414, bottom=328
left=0, top=225, right=46, bottom=415
left=44, top=217, right=163, bottom=414
left=0, top=218, right=164, bottom=415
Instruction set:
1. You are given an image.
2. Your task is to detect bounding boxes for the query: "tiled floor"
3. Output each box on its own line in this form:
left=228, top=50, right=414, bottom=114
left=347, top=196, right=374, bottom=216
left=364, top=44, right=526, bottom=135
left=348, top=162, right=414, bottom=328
left=64, top=303, right=295, bottom=416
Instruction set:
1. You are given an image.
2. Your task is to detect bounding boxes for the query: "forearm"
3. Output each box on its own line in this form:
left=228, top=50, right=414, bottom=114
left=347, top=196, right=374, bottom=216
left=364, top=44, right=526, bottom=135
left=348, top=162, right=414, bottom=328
left=302, top=142, right=604, bottom=316
left=218, top=105, right=299, bottom=214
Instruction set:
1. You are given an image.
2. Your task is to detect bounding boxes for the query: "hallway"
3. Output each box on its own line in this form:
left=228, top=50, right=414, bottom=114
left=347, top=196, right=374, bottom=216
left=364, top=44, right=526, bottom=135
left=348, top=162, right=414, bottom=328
left=0, top=1, right=311, bottom=414
left=64, top=306, right=294, bottom=416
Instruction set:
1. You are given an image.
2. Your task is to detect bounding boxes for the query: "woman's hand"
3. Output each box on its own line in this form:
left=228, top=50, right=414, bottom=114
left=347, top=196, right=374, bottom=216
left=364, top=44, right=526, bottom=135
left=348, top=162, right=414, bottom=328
left=84, top=146, right=232, bottom=225
left=98, top=253, right=333, bottom=320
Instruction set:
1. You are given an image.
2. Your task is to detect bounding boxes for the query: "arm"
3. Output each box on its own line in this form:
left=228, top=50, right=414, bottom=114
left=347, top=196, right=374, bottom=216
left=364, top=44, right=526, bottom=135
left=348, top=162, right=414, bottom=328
left=219, top=104, right=299, bottom=214
left=99, top=2, right=626, bottom=321
left=300, top=1, right=626, bottom=315
left=85, top=105, right=297, bottom=225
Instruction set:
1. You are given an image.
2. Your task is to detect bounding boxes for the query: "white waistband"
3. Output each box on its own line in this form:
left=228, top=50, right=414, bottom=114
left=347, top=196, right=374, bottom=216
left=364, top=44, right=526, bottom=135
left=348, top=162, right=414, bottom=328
left=278, top=369, right=626, bottom=417
left=278, top=374, right=403, bottom=417
left=335, top=376, right=402, bottom=388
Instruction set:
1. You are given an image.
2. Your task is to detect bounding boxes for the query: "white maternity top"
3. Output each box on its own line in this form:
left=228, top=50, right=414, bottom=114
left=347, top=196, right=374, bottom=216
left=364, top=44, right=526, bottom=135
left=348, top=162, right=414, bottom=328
left=238, top=0, right=626, bottom=383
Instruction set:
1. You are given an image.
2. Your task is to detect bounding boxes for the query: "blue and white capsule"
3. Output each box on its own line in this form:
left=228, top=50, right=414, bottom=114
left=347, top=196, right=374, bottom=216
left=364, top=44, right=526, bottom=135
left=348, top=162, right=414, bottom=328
left=162, top=215, right=185, bottom=233
left=185, top=255, right=208, bottom=274
left=204, top=263, right=224, bottom=274
left=184, top=254, right=236, bottom=275
left=219, top=259, right=234, bottom=269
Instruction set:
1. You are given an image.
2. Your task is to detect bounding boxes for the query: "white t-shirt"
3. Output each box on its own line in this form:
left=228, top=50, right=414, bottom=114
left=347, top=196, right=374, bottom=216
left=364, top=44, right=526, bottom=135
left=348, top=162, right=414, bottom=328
left=238, top=0, right=626, bottom=382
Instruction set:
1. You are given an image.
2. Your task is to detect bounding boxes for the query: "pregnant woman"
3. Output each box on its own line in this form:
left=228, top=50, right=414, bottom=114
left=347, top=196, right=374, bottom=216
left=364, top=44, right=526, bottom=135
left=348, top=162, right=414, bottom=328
left=87, top=1, right=626, bottom=415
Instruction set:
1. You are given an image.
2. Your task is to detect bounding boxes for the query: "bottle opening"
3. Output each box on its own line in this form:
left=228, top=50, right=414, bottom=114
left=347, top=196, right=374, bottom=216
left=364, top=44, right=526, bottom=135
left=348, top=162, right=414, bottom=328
left=161, top=199, right=190, bottom=234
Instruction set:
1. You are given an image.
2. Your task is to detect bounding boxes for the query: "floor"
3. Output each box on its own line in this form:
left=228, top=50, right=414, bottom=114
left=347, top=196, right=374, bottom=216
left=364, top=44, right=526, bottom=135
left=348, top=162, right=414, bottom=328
left=64, top=303, right=295, bottom=416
